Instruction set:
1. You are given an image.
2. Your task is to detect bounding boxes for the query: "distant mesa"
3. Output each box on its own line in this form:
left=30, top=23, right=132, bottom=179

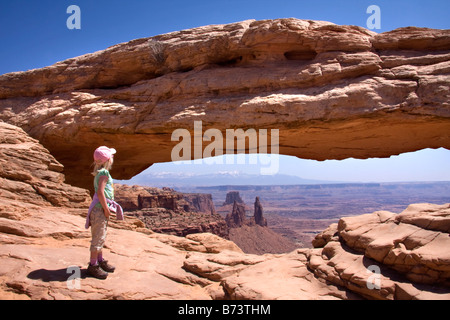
left=223, top=191, right=297, bottom=254
left=224, top=194, right=267, bottom=228
left=223, top=191, right=244, bottom=206
left=1, top=18, right=449, bottom=193
left=114, top=184, right=229, bottom=239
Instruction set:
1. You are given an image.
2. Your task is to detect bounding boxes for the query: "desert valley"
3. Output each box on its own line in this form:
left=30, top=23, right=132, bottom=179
left=181, top=182, right=450, bottom=248
left=113, top=181, right=450, bottom=254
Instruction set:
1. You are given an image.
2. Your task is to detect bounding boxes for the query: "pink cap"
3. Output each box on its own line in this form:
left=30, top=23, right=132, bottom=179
left=93, top=146, right=116, bottom=163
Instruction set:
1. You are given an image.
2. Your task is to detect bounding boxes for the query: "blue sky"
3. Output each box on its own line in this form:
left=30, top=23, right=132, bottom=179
left=1, top=0, right=449, bottom=182
left=1, top=0, right=449, bottom=74
left=138, top=148, right=450, bottom=183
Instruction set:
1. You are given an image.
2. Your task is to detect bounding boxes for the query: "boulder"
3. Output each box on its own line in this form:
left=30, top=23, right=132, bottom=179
left=310, top=203, right=450, bottom=299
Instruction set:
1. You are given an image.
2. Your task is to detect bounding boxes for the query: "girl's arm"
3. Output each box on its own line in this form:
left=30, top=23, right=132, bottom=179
left=97, top=175, right=111, bottom=219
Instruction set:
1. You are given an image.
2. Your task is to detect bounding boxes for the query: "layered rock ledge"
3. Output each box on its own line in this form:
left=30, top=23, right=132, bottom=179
left=0, top=19, right=449, bottom=190
left=0, top=121, right=91, bottom=216
left=309, top=204, right=450, bottom=299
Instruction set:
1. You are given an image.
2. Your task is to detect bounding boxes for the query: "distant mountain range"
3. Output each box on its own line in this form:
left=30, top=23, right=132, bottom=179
left=115, top=171, right=341, bottom=187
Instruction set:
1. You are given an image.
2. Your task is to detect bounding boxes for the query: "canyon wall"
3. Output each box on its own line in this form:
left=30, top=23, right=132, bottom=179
left=114, top=184, right=228, bottom=238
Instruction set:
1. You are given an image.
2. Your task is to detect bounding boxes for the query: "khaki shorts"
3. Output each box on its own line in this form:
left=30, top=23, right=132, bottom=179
left=90, top=206, right=108, bottom=252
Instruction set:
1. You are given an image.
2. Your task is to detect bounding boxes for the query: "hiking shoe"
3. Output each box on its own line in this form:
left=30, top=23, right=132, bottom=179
left=87, top=263, right=108, bottom=279
left=99, top=260, right=115, bottom=273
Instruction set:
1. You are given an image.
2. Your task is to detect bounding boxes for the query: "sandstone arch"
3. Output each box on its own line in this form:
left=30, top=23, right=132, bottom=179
left=0, top=19, right=449, bottom=191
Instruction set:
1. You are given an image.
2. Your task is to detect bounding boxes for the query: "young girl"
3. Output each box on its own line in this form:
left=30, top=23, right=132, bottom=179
left=86, top=146, right=123, bottom=279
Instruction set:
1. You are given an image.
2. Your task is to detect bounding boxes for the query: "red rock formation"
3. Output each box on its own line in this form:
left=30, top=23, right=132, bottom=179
left=0, top=19, right=448, bottom=191
left=308, top=204, right=450, bottom=299
left=223, top=191, right=244, bottom=206
left=182, top=193, right=217, bottom=215
left=115, top=184, right=216, bottom=214
left=0, top=121, right=91, bottom=213
left=254, top=197, right=267, bottom=227
left=225, top=201, right=247, bottom=228
left=114, top=184, right=228, bottom=238
left=223, top=195, right=297, bottom=254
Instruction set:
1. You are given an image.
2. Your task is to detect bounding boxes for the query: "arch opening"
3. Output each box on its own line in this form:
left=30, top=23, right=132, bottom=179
left=116, top=148, right=450, bottom=247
